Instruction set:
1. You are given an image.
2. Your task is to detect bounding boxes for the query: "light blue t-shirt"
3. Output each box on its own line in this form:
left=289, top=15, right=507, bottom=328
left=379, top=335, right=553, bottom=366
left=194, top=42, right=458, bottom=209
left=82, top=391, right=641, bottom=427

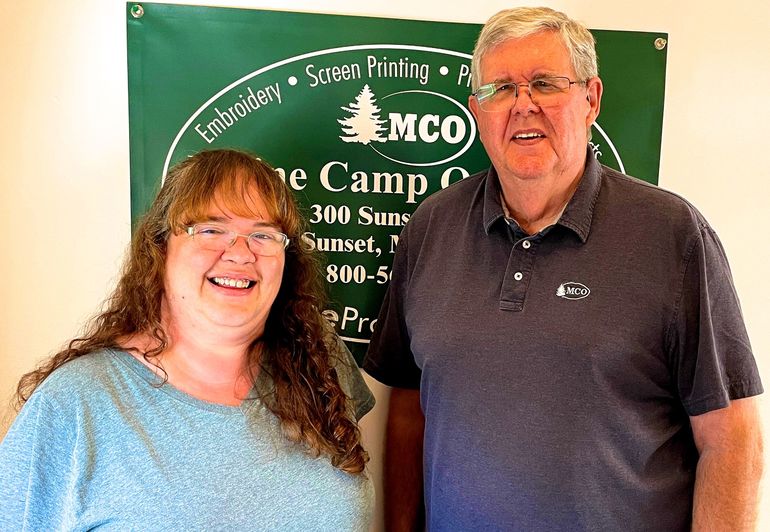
left=0, top=348, right=374, bottom=531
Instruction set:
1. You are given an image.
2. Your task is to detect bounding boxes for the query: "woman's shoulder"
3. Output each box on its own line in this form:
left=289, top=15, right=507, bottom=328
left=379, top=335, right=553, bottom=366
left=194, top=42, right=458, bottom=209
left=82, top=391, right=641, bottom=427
left=35, top=348, right=134, bottom=405
left=4, top=349, right=134, bottom=448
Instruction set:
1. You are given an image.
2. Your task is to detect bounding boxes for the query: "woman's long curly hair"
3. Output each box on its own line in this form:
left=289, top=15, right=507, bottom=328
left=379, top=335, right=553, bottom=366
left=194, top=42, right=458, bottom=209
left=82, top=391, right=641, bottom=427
left=15, top=149, right=368, bottom=474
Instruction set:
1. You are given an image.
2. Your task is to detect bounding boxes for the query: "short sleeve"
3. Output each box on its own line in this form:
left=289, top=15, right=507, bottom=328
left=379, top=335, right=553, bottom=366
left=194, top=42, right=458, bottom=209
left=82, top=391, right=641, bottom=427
left=363, top=226, right=422, bottom=389
left=329, top=334, right=375, bottom=420
left=668, top=224, right=763, bottom=416
left=0, top=391, right=78, bottom=530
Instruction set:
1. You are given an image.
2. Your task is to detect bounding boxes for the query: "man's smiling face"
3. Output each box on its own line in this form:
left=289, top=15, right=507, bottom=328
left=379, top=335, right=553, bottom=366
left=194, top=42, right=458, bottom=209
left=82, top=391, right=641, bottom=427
left=469, top=30, right=601, bottom=184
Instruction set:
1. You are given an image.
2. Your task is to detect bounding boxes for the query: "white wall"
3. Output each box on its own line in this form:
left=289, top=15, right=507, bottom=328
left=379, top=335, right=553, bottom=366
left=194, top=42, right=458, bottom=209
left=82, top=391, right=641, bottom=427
left=2, top=1, right=768, bottom=530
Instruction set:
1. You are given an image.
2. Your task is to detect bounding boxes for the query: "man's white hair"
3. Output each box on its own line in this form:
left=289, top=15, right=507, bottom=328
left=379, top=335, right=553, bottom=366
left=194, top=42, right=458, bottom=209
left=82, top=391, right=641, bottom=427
left=471, top=7, right=598, bottom=91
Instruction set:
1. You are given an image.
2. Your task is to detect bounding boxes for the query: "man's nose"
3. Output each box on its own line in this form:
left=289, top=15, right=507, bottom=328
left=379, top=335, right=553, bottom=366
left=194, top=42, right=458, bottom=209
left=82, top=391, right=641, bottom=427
left=510, top=83, right=538, bottom=114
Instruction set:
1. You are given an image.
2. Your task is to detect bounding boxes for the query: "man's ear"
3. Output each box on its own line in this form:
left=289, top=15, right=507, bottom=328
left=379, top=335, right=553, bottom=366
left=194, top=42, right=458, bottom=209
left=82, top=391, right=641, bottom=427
left=468, top=95, right=484, bottom=145
left=468, top=94, right=481, bottom=123
left=585, top=77, right=603, bottom=126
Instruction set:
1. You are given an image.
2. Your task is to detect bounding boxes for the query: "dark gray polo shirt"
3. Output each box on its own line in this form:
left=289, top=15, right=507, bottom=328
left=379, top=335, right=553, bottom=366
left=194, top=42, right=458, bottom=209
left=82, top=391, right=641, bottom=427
left=364, top=151, right=762, bottom=531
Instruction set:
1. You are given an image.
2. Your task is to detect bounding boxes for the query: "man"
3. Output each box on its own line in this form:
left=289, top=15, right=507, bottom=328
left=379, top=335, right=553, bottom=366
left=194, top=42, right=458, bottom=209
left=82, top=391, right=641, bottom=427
left=364, top=7, right=764, bottom=531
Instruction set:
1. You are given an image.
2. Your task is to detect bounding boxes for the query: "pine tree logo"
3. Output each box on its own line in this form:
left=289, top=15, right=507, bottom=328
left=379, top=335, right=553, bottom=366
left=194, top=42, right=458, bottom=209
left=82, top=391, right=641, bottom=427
left=556, top=284, right=566, bottom=297
left=556, top=281, right=591, bottom=300
left=338, top=84, right=388, bottom=145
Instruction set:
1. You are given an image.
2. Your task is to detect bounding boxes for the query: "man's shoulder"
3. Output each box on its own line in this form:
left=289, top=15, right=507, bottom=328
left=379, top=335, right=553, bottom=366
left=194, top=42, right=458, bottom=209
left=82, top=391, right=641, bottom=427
left=599, top=165, right=711, bottom=232
left=408, top=168, right=488, bottom=224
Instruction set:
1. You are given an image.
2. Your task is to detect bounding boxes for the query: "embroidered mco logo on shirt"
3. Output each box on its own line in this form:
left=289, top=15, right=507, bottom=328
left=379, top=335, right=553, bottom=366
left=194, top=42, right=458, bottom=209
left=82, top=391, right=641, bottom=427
left=556, top=282, right=591, bottom=300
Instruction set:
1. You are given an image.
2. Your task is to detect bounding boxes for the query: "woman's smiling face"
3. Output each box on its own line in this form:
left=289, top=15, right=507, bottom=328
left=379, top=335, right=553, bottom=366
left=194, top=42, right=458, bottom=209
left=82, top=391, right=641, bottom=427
left=162, top=185, right=286, bottom=342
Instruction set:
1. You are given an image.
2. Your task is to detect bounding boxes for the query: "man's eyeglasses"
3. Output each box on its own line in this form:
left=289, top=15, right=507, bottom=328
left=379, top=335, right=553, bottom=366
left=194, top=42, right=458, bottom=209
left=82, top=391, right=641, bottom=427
left=472, top=76, right=586, bottom=112
left=186, top=223, right=290, bottom=257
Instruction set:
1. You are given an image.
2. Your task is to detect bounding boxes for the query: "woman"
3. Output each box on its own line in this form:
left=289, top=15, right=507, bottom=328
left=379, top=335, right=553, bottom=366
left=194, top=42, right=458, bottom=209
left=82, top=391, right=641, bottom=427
left=0, top=149, right=374, bottom=530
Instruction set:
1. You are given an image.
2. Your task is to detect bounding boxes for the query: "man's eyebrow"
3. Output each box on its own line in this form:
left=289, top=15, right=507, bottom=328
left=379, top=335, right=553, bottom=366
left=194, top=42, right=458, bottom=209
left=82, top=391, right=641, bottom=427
left=491, top=72, right=562, bottom=84
left=530, top=71, right=562, bottom=79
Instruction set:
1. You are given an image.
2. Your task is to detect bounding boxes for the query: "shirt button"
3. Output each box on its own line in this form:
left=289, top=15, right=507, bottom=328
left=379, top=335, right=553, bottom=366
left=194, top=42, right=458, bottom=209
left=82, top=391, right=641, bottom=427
left=522, top=240, right=531, bottom=249
left=514, top=272, right=523, bottom=281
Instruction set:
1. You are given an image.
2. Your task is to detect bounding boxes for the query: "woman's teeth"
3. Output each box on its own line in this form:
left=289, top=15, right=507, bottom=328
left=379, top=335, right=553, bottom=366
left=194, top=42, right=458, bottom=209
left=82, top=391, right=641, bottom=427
left=211, top=277, right=252, bottom=288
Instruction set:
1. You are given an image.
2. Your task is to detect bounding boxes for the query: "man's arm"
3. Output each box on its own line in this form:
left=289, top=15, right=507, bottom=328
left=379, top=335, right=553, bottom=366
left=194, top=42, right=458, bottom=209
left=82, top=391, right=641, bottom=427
left=691, top=396, right=764, bottom=531
left=384, top=387, right=425, bottom=532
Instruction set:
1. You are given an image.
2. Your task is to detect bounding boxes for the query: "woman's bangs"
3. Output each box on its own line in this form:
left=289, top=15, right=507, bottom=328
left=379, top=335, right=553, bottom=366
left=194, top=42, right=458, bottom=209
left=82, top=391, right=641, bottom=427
left=173, top=167, right=284, bottom=229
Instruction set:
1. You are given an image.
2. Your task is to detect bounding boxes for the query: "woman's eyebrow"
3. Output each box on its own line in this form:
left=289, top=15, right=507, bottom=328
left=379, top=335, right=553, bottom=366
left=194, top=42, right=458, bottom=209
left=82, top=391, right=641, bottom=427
left=201, top=217, right=280, bottom=230
left=202, top=215, right=230, bottom=223
left=251, top=221, right=281, bottom=230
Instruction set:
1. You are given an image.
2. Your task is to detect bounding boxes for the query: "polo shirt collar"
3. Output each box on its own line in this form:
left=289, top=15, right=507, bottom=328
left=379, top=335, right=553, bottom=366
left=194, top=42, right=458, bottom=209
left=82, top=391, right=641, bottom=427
left=482, top=147, right=602, bottom=243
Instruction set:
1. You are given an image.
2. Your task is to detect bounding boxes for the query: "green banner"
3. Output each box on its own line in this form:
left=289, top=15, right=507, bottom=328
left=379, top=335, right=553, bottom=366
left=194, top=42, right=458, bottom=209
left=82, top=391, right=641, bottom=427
left=127, top=3, right=667, bottom=360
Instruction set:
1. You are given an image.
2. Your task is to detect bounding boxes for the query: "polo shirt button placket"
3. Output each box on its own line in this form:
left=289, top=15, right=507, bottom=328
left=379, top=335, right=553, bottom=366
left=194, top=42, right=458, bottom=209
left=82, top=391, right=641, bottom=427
left=500, top=231, right=536, bottom=311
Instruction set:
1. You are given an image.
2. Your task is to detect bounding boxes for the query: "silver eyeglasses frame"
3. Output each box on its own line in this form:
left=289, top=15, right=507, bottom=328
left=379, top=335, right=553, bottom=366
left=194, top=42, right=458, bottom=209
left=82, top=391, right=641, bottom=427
left=472, top=76, right=586, bottom=112
left=185, top=223, right=290, bottom=257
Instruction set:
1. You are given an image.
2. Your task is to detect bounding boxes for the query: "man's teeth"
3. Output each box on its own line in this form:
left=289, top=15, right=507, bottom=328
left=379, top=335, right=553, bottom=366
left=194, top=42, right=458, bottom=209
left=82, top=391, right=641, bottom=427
left=514, top=132, right=544, bottom=139
left=212, top=277, right=252, bottom=288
